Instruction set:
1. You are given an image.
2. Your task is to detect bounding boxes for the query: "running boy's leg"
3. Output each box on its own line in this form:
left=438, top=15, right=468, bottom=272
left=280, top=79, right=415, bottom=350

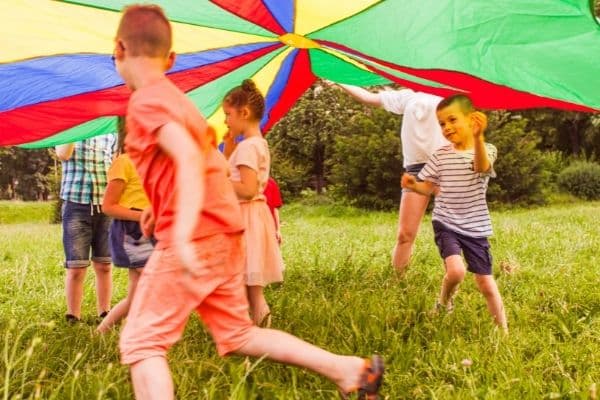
left=393, top=191, right=429, bottom=273
left=438, top=255, right=466, bottom=306
left=432, top=221, right=466, bottom=307
left=203, top=274, right=381, bottom=395
left=474, top=275, right=507, bottom=330
left=236, top=329, right=373, bottom=394
left=130, top=357, right=173, bottom=400
left=119, top=247, right=201, bottom=399
left=199, top=234, right=383, bottom=396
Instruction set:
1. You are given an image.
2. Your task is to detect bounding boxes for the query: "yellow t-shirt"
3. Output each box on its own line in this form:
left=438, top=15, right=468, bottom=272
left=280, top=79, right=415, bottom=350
left=107, top=154, right=150, bottom=210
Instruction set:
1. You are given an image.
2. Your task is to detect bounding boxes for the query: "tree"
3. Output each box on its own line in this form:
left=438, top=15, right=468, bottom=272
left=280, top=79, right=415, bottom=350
left=329, top=110, right=402, bottom=209
left=519, top=110, right=600, bottom=159
left=268, top=84, right=374, bottom=197
left=485, top=113, right=550, bottom=204
left=0, top=147, right=55, bottom=200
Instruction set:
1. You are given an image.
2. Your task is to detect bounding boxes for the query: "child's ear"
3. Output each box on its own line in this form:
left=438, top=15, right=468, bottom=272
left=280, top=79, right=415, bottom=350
left=241, top=106, right=251, bottom=120
left=467, top=112, right=476, bottom=128
left=166, top=51, right=176, bottom=71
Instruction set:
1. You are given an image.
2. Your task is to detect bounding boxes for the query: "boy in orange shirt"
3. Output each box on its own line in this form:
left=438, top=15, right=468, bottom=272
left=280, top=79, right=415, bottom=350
left=113, top=5, right=383, bottom=399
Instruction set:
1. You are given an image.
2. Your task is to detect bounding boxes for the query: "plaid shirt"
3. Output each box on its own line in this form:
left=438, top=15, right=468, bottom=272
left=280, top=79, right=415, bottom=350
left=60, top=134, right=117, bottom=205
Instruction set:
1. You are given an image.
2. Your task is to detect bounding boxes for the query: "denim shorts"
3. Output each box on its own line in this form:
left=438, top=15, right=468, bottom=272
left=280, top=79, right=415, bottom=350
left=62, top=201, right=112, bottom=268
left=402, top=163, right=426, bottom=194
left=109, top=218, right=155, bottom=268
left=432, top=220, right=493, bottom=275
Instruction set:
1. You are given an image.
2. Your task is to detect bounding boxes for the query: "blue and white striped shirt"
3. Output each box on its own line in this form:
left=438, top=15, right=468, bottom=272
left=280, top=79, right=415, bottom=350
left=418, top=143, right=497, bottom=238
left=60, top=134, right=116, bottom=205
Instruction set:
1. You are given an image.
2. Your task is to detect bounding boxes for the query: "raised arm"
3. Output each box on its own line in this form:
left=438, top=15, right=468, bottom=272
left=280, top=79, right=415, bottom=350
left=330, top=82, right=382, bottom=107
left=471, top=111, right=491, bottom=173
left=55, top=143, right=75, bottom=161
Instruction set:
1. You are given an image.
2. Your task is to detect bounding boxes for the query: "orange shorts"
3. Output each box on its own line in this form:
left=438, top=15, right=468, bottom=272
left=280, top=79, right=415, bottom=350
left=119, top=232, right=254, bottom=365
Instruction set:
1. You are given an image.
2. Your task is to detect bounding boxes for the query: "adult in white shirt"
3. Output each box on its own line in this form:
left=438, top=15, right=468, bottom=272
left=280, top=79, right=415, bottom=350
left=332, top=83, right=448, bottom=273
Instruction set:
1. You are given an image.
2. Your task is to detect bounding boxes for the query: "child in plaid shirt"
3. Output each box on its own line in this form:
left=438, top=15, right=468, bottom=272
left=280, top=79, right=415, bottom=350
left=56, top=133, right=116, bottom=322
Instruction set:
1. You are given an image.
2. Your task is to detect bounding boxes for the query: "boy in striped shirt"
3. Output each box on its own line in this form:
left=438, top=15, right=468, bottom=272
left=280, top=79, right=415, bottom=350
left=401, top=95, right=507, bottom=331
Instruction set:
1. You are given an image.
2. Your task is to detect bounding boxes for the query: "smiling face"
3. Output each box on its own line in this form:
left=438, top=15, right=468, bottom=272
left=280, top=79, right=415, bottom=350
left=436, top=103, right=473, bottom=146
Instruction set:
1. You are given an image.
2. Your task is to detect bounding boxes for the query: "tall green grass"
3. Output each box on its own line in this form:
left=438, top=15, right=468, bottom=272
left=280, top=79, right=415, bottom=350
left=0, top=201, right=54, bottom=224
left=0, top=202, right=598, bottom=399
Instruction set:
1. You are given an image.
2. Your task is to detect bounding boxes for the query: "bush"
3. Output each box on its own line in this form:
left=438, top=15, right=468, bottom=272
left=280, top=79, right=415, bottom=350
left=329, top=114, right=402, bottom=210
left=557, top=160, right=600, bottom=200
left=486, top=117, right=549, bottom=205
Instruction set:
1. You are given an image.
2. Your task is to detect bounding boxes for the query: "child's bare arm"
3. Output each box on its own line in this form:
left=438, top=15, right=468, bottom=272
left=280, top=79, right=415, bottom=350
left=232, top=166, right=259, bottom=200
left=472, top=112, right=491, bottom=173
left=401, top=173, right=436, bottom=196
left=156, top=121, right=205, bottom=273
left=55, top=143, right=75, bottom=161
left=101, top=179, right=142, bottom=221
left=327, top=81, right=382, bottom=107
left=273, top=208, right=282, bottom=244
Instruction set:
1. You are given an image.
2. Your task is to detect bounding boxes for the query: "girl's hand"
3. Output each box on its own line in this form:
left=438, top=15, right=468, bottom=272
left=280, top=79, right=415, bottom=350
left=223, top=130, right=234, bottom=144
left=275, top=230, right=282, bottom=245
left=471, top=111, right=488, bottom=139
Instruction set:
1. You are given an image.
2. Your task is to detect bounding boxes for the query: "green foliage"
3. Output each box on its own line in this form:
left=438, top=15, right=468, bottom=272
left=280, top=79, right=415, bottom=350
left=269, top=84, right=403, bottom=208
left=51, top=199, right=63, bottom=224
left=1, top=202, right=600, bottom=398
left=269, top=84, right=364, bottom=197
left=0, top=147, right=57, bottom=201
left=0, top=201, right=54, bottom=224
left=557, top=160, right=600, bottom=200
left=520, top=109, right=600, bottom=159
left=329, top=112, right=403, bottom=210
left=486, top=114, right=549, bottom=205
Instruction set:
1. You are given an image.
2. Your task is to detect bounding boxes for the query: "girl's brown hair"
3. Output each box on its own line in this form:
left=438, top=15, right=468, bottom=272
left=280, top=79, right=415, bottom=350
left=116, top=116, right=126, bottom=154
left=223, top=79, right=265, bottom=120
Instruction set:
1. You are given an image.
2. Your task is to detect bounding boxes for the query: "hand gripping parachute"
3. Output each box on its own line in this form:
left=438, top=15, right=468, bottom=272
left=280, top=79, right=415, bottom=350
left=1, top=0, right=599, bottom=148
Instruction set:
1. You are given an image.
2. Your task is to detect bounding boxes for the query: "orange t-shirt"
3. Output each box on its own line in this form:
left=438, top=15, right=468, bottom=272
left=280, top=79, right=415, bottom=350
left=125, top=78, right=244, bottom=248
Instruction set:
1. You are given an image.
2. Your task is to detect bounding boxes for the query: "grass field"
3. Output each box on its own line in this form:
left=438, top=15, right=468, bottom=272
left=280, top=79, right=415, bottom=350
left=0, top=200, right=599, bottom=399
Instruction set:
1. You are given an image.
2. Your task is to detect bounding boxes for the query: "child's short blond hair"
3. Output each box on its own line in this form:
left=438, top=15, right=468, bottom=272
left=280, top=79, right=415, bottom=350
left=116, top=4, right=172, bottom=57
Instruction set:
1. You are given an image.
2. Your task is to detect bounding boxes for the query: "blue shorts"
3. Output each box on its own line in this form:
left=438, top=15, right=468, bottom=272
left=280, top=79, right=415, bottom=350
left=109, top=218, right=155, bottom=268
left=62, top=201, right=112, bottom=268
left=402, top=163, right=426, bottom=194
left=432, top=220, right=493, bottom=275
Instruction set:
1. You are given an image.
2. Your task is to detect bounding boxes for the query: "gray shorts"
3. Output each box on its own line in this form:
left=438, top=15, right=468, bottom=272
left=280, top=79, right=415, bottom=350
left=402, top=163, right=426, bottom=194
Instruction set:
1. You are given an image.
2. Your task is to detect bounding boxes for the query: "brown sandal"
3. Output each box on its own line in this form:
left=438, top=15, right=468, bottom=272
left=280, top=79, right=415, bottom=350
left=258, top=312, right=272, bottom=328
left=341, top=355, right=384, bottom=399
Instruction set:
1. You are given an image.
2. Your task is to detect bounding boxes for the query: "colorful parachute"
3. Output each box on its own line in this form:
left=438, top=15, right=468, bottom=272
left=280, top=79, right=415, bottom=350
left=1, top=0, right=599, bottom=148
